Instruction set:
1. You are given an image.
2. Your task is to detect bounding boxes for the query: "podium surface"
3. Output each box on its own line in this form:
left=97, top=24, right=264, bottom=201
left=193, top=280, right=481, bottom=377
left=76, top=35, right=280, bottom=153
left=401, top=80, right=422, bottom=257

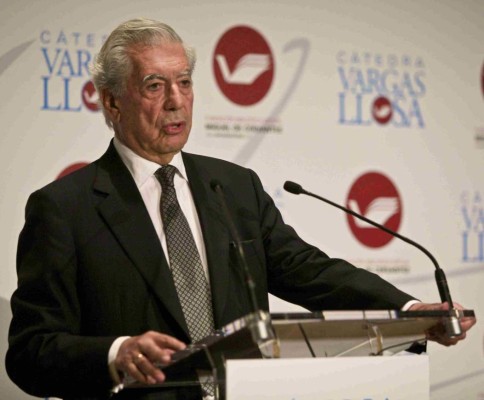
left=122, top=309, right=474, bottom=399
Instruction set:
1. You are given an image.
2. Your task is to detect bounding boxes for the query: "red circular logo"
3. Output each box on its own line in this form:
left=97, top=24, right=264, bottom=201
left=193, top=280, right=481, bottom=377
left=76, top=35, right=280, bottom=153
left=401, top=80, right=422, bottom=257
left=82, top=80, right=100, bottom=112
left=213, top=26, right=274, bottom=106
left=346, top=172, right=402, bottom=248
left=372, top=96, right=393, bottom=125
left=57, top=162, right=89, bottom=180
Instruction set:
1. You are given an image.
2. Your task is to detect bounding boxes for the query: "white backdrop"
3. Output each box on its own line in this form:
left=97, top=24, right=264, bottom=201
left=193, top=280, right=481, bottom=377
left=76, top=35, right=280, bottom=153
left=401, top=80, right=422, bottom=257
left=1, top=0, right=483, bottom=399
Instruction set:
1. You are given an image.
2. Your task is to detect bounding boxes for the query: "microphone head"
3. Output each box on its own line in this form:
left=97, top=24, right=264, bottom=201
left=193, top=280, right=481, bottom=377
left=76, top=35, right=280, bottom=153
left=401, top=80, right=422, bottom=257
left=283, top=181, right=303, bottom=195
left=210, top=179, right=223, bottom=192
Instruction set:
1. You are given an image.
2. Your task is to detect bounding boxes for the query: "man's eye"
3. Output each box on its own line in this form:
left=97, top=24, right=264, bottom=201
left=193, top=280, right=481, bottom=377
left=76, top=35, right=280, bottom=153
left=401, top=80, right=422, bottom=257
left=148, top=82, right=161, bottom=90
left=180, top=79, right=192, bottom=88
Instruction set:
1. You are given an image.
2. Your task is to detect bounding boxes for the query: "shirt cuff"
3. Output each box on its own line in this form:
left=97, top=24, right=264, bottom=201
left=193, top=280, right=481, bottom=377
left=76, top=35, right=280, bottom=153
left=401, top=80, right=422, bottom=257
left=401, top=299, right=421, bottom=311
left=108, top=336, right=130, bottom=391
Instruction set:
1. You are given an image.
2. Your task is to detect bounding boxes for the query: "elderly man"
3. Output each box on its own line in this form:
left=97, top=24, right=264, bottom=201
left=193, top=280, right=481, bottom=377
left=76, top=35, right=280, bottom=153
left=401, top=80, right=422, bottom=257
left=6, top=18, right=475, bottom=400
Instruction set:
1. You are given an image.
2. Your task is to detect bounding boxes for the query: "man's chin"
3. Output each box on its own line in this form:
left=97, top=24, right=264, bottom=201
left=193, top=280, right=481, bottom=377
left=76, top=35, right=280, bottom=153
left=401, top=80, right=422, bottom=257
left=163, top=135, right=189, bottom=152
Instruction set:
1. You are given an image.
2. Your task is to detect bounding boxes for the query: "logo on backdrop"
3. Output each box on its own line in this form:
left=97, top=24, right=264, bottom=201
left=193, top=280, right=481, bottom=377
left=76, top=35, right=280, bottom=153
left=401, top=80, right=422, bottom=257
left=345, top=171, right=409, bottom=275
left=461, top=191, right=484, bottom=263
left=337, top=51, right=426, bottom=128
left=213, top=25, right=274, bottom=106
left=346, top=171, right=402, bottom=248
left=206, top=24, right=288, bottom=143
left=40, top=29, right=106, bottom=112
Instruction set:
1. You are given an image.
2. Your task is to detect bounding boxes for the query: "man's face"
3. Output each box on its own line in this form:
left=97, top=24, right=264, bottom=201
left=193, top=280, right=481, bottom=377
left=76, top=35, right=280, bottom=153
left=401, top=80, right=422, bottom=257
left=112, top=42, right=194, bottom=164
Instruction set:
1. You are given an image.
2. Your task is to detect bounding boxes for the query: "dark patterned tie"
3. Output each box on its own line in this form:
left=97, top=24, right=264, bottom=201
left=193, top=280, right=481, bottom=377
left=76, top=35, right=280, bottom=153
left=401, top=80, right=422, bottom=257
left=155, top=165, right=215, bottom=343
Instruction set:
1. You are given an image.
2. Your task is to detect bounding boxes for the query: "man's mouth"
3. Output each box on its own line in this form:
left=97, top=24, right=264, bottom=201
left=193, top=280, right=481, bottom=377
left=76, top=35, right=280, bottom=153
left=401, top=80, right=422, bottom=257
left=164, top=122, right=185, bottom=134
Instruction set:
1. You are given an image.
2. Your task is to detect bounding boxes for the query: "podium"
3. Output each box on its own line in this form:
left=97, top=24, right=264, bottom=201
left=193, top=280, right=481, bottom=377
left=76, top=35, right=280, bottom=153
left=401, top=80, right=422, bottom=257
left=122, top=309, right=474, bottom=399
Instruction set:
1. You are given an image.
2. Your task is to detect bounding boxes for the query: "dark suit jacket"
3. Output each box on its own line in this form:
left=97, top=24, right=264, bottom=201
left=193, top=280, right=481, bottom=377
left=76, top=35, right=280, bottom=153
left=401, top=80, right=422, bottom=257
left=6, top=142, right=414, bottom=399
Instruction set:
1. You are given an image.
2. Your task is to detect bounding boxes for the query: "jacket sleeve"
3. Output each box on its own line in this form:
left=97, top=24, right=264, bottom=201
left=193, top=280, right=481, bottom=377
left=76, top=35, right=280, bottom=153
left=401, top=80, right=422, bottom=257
left=6, top=189, right=115, bottom=399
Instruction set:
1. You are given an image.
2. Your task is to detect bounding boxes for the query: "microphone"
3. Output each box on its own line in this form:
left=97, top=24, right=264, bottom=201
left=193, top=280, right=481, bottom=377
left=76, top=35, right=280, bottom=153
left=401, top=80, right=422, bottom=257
left=283, top=180, right=462, bottom=337
left=210, top=180, right=273, bottom=341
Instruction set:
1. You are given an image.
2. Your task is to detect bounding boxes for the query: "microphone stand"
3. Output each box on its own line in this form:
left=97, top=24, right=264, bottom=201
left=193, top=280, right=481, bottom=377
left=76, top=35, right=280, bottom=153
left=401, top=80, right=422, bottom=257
left=211, top=180, right=274, bottom=344
left=283, top=181, right=462, bottom=337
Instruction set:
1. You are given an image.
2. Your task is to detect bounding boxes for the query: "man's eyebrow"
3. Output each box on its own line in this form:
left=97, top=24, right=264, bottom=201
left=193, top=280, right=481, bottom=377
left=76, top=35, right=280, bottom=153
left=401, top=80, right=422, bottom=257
left=142, top=71, right=192, bottom=83
left=142, top=74, right=165, bottom=83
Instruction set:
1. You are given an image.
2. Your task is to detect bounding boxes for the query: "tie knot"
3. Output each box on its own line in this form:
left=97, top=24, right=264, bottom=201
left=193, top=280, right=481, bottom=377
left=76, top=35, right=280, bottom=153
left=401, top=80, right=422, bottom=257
left=155, top=165, right=177, bottom=189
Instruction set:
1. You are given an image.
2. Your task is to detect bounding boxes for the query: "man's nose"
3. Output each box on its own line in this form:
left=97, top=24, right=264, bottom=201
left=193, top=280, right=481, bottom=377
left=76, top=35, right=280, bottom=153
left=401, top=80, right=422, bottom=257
left=164, top=84, right=183, bottom=111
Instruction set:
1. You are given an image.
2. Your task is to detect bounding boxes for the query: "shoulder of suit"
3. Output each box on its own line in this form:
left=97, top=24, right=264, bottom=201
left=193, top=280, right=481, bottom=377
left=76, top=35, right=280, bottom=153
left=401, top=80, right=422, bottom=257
left=182, top=151, right=250, bottom=172
left=33, top=162, right=97, bottom=199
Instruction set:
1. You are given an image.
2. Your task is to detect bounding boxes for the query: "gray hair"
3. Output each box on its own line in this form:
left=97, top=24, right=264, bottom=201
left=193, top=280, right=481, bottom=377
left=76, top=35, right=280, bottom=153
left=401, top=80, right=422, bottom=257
left=90, top=17, right=196, bottom=128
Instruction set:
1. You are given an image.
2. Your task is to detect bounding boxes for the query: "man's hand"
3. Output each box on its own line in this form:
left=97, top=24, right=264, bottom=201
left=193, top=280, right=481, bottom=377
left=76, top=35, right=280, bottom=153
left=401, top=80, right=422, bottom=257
left=409, top=302, right=476, bottom=346
left=115, top=331, right=187, bottom=385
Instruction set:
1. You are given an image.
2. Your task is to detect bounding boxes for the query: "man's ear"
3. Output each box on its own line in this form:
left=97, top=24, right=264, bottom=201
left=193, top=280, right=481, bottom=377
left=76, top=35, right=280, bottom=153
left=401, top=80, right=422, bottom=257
left=102, top=89, right=121, bottom=123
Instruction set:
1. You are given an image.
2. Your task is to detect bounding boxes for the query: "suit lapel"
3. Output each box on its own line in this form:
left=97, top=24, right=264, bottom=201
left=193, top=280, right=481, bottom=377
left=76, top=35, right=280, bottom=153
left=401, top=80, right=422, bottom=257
left=182, top=153, right=231, bottom=328
left=93, top=143, right=190, bottom=338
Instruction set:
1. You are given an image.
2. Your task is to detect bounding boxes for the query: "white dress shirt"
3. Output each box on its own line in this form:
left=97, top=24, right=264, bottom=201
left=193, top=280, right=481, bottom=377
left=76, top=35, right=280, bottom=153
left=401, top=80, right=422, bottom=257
left=113, top=137, right=209, bottom=277
left=108, top=137, right=210, bottom=389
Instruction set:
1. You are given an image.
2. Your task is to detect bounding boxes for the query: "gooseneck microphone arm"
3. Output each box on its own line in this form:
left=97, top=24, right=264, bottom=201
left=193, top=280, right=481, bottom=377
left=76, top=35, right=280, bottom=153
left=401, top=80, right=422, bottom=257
left=283, top=180, right=462, bottom=337
left=210, top=180, right=260, bottom=316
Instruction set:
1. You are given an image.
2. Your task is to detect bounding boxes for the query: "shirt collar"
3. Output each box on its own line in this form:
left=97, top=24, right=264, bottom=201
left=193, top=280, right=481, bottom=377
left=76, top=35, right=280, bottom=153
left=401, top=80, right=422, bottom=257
left=113, top=137, right=188, bottom=188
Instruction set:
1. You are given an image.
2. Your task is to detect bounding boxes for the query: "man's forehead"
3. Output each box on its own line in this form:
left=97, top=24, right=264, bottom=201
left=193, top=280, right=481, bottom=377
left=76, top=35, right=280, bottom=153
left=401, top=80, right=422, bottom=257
left=128, top=42, right=186, bottom=60
left=127, top=45, right=190, bottom=78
